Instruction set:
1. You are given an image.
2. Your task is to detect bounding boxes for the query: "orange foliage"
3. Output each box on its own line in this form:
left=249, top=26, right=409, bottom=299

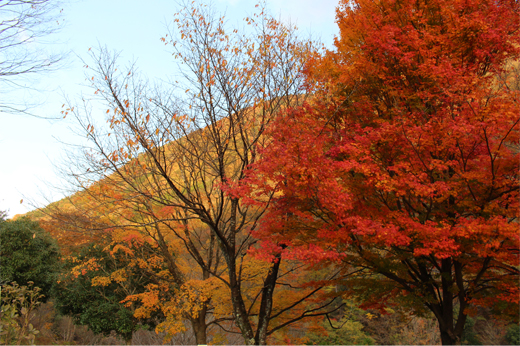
left=239, top=0, right=520, bottom=344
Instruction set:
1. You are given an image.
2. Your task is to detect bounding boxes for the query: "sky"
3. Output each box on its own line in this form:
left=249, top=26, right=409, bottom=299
left=0, top=0, right=339, bottom=218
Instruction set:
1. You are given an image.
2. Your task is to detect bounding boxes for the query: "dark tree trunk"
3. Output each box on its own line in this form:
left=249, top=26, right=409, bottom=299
left=219, top=221, right=283, bottom=344
left=222, top=241, right=256, bottom=344
left=433, top=301, right=467, bottom=345
left=430, top=258, right=467, bottom=345
left=439, top=326, right=462, bottom=345
left=191, top=316, right=207, bottom=345
left=255, top=253, right=282, bottom=345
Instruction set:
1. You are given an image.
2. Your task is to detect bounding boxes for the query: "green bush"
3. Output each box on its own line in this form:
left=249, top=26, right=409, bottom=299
left=461, top=316, right=482, bottom=345
left=306, top=318, right=375, bottom=345
left=506, top=324, right=520, bottom=345
left=0, top=217, right=61, bottom=300
left=306, top=300, right=375, bottom=345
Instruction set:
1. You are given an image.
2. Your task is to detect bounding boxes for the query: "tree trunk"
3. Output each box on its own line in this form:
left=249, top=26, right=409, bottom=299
left=228, top=265, right=256, bottom=345
left=439, top=326, right=462, bottom=345
left=255, top=253, right=282, bottom=345
left=191, top=312, right=207, bottom=345
left=192, top=321, right=207, bottom=345
left=434, top=304, right=467, bottom=345
left=431, top=258, right=466, bottom=345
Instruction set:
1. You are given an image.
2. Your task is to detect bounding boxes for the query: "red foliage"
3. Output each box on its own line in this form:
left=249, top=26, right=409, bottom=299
left=237, top=0, right=519, bottom=343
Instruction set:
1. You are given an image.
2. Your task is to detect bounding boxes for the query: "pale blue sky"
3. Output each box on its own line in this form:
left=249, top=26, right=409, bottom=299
left=0, top=0, right=339, bottom=218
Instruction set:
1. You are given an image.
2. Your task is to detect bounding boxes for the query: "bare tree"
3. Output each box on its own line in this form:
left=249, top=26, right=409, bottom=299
left=0, top=0, right=64, bottom=115
left=48, top=2, right=343, bottom=345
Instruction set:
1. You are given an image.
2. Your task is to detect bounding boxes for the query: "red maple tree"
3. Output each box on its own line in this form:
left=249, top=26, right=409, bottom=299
left=235, top=0, right=520, bottom=344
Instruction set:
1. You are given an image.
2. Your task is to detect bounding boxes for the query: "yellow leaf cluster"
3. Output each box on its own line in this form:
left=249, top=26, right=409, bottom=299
left=91, top=276, right=112, bottom=287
